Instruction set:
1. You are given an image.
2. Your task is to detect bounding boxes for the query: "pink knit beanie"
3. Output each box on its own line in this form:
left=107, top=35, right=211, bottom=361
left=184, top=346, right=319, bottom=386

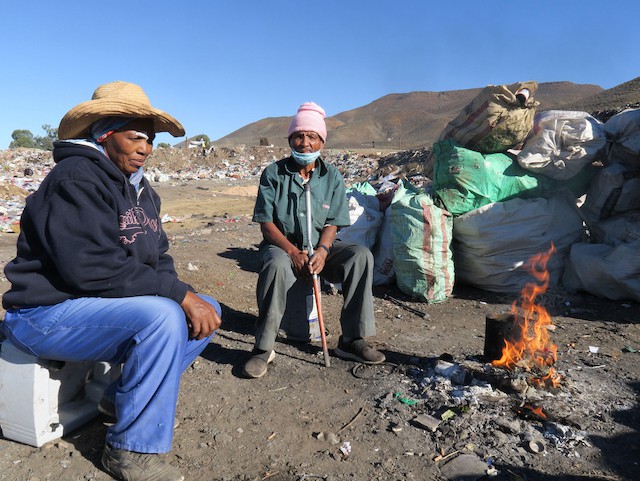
left=288, top=102, right=327, bottom=142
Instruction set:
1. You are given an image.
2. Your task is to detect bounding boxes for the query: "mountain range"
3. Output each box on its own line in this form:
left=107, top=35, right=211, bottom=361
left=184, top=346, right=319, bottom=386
left=211, top=77, right=640, bottom=150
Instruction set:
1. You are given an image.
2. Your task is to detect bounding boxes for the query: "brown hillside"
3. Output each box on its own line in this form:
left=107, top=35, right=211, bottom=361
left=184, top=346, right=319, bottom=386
left=213, top=81, right=603, bottom=150
left=561, top=76, right=640, bottom=121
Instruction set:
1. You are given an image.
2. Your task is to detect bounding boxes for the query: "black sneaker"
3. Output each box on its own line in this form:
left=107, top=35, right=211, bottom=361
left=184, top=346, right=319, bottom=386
left=334, top=337, right=385, bottom=364
left=102, top=443, right=184, bottom=481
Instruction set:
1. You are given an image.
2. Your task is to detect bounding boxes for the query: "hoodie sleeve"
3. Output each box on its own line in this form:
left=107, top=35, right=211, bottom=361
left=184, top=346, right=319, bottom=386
left=34, top=175, right=190, bottom=304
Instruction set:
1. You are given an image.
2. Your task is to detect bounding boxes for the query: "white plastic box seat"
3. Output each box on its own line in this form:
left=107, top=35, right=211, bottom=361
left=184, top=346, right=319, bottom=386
left=0, top=339, right=118, bottom=447
left=279, top=277, right=321, bottom=342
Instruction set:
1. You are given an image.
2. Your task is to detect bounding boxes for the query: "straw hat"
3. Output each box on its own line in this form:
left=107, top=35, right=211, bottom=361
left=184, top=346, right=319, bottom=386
left=58, top=81, right=185, bottom=140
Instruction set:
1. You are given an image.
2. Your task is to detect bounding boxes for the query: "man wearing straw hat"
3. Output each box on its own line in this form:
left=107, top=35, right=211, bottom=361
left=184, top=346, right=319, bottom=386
left=244, top=101, right=385, bottom=379
left=1, top=81, right=221, bottom=481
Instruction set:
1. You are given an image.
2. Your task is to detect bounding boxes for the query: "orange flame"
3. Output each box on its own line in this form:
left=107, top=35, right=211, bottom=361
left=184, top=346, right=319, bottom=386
left=518, top=404, right=548, bottom=420
left=492, top=244, right=561, bottom=388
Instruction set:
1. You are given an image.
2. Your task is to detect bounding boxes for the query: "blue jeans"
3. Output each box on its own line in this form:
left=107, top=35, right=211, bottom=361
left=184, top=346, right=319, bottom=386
left=1, top=294, right=220, bottom=453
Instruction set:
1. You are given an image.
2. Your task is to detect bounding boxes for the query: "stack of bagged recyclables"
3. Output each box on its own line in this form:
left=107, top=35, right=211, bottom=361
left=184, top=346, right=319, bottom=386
left=336, top=179, right=454, bottom=304
left=429, top=81, right=614, bottom=295
left=336, top=82, right=640, bottom=304
left=335, top=82, right=549, bottom=302
left=562, top=109, right=640, bottom=302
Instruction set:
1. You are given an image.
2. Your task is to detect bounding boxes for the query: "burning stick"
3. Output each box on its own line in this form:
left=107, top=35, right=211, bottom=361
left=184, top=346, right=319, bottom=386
left=489, top=244, right=562, bottom=388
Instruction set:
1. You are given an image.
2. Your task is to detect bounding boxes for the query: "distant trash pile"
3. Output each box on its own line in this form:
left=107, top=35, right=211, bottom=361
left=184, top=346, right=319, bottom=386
left=0, top=144, right=384, bottom=234
left=336, top=81, right=640, bottom=303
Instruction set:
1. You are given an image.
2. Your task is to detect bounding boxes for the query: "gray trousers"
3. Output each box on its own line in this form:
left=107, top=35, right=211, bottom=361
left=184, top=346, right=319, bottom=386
left=254, top=240, right=376, bottom=351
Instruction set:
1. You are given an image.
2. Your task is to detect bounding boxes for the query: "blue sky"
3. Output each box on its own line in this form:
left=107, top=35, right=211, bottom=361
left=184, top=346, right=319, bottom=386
left=1, top=0, right=638, bottom=149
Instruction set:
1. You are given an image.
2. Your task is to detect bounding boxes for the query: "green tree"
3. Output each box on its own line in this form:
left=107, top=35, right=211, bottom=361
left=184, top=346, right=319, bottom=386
left=9, top=125, right=58, bottom=151
left=193, top=134, right=210, bottom=144
left=34, top=124, right=58, bottom=151
left=9, top=129, right=36, bottom=149
left=157, top=142, right=171, bottom=149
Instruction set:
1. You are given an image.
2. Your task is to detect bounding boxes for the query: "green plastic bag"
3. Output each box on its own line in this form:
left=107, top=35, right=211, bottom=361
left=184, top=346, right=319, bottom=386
left=432, top=140, right=594, bottom=216
left=431, top=140, right=552, bottom=216
left=390, top=180, right=454, bottom=303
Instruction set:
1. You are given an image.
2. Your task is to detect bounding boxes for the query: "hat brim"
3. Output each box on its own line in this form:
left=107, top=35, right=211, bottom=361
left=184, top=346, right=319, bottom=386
left=58, top=98, right=185, bottom=140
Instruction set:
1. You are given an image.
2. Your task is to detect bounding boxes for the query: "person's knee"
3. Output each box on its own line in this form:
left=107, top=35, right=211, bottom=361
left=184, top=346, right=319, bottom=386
left=262, top=252, right=294, bottom=282
left=347, top=244, right=374, bottom=268
left=197, top=294, right=222, bottom=317
left=264, top=252, right=291, bottom=272
left=142, top=298, right=188, bottom=341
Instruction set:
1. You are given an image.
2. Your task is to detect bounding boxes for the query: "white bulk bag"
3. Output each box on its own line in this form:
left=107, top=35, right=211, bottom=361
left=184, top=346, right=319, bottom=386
left=562, top=240, right=640, bottom=302
left=590, top=210, right=640, bottom=246
left=604, top=108, right=640, bottom=166
left=580, top=163, right=640, bottom=224
left=453, top=195, right=584, bottom=294
left=518, top=110, right=605, bottom=180
left=335, top=190, right=383, bottom=250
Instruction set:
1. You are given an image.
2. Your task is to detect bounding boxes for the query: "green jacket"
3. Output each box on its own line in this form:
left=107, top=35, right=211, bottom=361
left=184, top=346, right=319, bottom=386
left=253, top=156, right=350, bottom=249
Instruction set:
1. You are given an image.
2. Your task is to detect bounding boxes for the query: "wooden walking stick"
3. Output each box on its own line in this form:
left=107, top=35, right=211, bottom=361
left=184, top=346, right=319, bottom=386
left=304, top=182, right=331, bottom=367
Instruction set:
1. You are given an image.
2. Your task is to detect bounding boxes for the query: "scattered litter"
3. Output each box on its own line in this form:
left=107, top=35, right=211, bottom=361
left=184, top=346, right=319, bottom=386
left=544, top=421, right=591, bottom=455
left=413, top=413, right=441, bottom=432
left=338, top=441, right=352, bottom=458
left=526, top=439, right=546, bottom=454
left=440, top=409, right=456, bottom=421
left=588, top=346, right=599, bottom=354
left=394, top=392, right=419, bottom=405
left=438, top=453, right=490, bottom=481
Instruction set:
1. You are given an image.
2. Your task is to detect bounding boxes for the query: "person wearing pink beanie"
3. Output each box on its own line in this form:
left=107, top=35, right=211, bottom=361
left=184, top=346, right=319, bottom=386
left=245, top=102, right=385, bottom=379
left=287, top=102, right=328, bottom=143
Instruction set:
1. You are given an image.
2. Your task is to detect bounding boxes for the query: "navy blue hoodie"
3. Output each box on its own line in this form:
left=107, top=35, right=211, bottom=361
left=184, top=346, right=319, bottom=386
left=2, top=141, right=190, bottom=309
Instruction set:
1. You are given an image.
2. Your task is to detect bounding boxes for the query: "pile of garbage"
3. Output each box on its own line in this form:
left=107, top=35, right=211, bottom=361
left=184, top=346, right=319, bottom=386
left=0, top=144, right=390, bottom=234
left=370, top=348, right=632, bottom=479
left=334, top=81, right=640, bottom=304
left=145, top=144, right=386, bottom=184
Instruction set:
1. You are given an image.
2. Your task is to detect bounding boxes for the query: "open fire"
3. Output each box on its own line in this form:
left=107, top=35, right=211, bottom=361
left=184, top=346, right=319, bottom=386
left=491, top=244, right=562, bottom=388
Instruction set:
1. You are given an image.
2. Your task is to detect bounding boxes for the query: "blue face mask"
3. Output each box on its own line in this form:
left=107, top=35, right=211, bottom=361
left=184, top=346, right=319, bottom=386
left=291, top=148, right=321, bottom=166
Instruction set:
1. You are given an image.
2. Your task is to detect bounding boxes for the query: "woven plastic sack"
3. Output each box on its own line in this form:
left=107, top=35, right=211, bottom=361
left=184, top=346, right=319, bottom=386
left=580, top=163, right=640, bottom=224
left=439, top=81, right=539, bottom=153
left=336, top=183, right=382, bottom=249
left=431, top=140, right=550, bottom=216
left=604, top=108, right=640, bottom=167
left=372, top=182, right=400, bottom=286
left=373, top=208, right=394, bottom=286
left=518, top=110, right=606, bottom=180
left=590, top=210, right=640, bottom=246
left=562, top=240, right=640, bottom=302
left=389, top=180, right=454, bottom=303
left=453, top=195, right=584, bottom=294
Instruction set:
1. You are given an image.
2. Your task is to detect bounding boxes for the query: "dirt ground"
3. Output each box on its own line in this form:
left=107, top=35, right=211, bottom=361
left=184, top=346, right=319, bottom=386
left=0, top=178, right=638, bottom=481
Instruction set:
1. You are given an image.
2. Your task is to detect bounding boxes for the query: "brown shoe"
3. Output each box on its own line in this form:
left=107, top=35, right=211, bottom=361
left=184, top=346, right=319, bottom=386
left=335, top=337, right=385, bottom=364
left=242, top=350, right=276, bottom=378
left=101, top=443, right=184, bottom=481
